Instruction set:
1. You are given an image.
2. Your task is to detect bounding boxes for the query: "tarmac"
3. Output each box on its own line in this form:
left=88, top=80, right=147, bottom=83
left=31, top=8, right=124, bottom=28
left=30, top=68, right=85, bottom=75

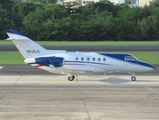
left=0, top=65, right=159, bottom=75
left=0, top=45, right=159, bottom=120
left=0, top=66, right=159, bottom=120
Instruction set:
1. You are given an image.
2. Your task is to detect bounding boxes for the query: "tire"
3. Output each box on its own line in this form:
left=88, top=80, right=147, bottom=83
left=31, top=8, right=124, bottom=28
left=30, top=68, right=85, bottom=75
left=68, top=76, right=75, bottom=81
left=131, top=76, right=136, bottom=81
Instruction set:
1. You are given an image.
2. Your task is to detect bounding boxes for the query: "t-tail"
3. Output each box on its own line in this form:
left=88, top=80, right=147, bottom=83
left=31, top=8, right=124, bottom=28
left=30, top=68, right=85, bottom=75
left=5, top=29, right=49, bottom=59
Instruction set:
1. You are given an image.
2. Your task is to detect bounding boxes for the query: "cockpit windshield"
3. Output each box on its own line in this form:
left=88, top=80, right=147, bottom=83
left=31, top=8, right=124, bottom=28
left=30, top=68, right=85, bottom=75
left=125, top=56, right=137, bottom=61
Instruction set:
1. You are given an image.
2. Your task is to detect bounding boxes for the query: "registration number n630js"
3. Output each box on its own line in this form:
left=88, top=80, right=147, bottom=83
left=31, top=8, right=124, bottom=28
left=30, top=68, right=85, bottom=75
left=26, top=50, right=40, bottom=53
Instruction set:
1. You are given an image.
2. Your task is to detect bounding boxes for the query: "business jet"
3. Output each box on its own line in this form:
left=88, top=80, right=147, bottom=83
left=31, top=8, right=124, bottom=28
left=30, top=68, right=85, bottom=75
left=5, top=29, right=155, bottom=81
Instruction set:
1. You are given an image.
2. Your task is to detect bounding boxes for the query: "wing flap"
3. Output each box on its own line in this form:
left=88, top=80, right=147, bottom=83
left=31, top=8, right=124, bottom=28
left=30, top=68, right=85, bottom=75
left=61, top=67, right=95, bottom=75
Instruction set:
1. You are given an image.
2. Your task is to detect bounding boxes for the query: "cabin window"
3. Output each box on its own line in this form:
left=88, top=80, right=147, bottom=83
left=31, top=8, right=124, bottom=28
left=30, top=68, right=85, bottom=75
left=98, top=58, right=101, bottom=61
left=81, top=57, right=84, bottom=61
left=76, top=57, right=78, bottom=61
left=87, top=57, right=90, bottom=61
left=93, top=57, right=95, bottom=61
left=103, top=58, right=106, bottom=61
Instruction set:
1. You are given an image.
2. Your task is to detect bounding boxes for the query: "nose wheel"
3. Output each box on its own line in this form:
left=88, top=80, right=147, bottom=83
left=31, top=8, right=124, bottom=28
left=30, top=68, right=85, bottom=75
left=131, top=76, right=136, bottom=81
left=68, top=75, right=75, bottom=81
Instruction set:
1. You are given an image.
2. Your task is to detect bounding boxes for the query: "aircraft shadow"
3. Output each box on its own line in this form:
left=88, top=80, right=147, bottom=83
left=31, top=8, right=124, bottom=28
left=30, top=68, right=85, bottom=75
left=99, top=77, right=159, bottom=84
left=99, top=77, right=131, bottom=84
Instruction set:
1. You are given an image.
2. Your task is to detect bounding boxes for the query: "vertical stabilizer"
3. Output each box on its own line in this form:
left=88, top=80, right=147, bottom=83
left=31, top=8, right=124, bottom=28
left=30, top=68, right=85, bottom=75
left=5, top=29, right=47, bottom=59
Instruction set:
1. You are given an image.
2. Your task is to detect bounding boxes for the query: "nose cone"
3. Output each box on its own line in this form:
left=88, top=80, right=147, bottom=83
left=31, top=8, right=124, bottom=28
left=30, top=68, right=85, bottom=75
left=142, top=62, right=155, bottom=71
left=149, top=64, right=155, bottom=70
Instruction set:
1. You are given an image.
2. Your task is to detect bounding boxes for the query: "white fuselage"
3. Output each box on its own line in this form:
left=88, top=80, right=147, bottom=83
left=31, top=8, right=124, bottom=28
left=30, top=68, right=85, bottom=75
left=28, top=52, right=154, bottom=75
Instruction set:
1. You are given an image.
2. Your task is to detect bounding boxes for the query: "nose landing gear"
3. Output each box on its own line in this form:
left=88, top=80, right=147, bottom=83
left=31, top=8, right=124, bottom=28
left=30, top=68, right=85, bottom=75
left=131, top=73, right=136, bottom=81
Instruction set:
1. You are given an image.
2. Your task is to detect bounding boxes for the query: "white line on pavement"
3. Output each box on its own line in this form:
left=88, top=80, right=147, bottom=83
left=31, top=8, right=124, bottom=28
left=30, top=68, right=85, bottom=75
left=0, top=66, right=4, bottom=69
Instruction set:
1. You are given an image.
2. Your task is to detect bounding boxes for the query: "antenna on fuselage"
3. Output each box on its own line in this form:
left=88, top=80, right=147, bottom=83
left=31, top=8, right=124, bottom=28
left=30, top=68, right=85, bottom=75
left=25, top=65, right=28, bottom=74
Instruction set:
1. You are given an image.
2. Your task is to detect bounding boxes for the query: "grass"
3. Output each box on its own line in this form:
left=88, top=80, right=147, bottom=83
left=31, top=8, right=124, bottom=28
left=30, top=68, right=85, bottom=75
left=0, top=40, right=159, bottom=46
left=0, top=51, right=158, bottom=65
left=127, top=52, right=159, bottom=65
left=0, top=52, right=24, bottom=64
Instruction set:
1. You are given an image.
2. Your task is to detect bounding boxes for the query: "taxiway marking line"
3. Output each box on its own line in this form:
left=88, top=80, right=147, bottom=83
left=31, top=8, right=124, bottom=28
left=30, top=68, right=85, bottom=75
left=0, top=66, right=4, bottom=69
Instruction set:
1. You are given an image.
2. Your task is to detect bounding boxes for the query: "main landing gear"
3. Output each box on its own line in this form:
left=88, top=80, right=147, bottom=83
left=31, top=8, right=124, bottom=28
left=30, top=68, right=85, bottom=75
left=68, top=75, right=75, bottom=81
left=131, top=73, right=136, bottom=81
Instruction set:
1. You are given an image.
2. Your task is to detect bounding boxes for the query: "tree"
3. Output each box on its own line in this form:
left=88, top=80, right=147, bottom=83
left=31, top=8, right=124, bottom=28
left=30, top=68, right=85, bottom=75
left=18, top=0, right=58, bottom=4
left=137, top=15, right=159, bottom=40
left=10, top=2, right=38, bottom=30
left=149, top=0, right=159, bottom=7
left=23, top=4, right=69, bottom=40
left=1, top=0, right=159, bottom=41
left=124, top=0, right=132, bottom=6
left=0, top=0, right=14, bottom=9
left=0, top=5, right=15, bottom=39
left=118, top=6, right=143, bottom=21
left=80, top=1, right=118, bottom=17
left=0, top=0, right=14, bottom=4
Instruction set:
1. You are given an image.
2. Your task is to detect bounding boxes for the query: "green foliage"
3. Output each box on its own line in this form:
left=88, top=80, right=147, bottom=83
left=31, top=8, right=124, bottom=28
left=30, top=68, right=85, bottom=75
left=22, top=4, right=69, bottom=40
left=137, top=14, right=159, bottom=40
left=0, top=5, right=15, bottom=39
left=11, top=2, right=38, bottom=30
left=0, top=0, right=159, bottom=41
left=0, top=0, right=14, bottom=9
left=17, top=0, right=57, bottom=4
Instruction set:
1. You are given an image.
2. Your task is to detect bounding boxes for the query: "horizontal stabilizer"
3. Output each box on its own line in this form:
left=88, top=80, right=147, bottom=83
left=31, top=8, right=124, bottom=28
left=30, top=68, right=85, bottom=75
left=6, top=29, right=25, bottom=36
left=5, top=29, right=30, bottom=40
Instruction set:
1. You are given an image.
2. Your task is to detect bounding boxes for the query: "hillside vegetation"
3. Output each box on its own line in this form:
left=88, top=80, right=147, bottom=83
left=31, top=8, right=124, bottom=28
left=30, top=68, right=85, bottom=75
left=1, top=0, right=159, bottom=41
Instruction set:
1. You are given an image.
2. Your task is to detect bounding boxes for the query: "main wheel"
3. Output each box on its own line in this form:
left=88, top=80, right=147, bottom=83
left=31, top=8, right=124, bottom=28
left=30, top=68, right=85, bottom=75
left=131, top=76, right=136, bottom=81
left=68, top=75, right=75, bottom=81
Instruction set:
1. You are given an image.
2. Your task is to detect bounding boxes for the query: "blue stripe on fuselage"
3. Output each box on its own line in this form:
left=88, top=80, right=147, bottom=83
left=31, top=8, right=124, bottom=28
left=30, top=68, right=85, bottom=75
left=99, top=53, right=155, bottom=69
left=100, top=53, right=129, bottom=61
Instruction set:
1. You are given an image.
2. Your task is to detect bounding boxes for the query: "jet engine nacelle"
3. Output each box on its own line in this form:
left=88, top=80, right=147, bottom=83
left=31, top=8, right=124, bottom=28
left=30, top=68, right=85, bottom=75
left=36, top=57, right=64, bottom=67
left=25, top=57, right=64, bottom=67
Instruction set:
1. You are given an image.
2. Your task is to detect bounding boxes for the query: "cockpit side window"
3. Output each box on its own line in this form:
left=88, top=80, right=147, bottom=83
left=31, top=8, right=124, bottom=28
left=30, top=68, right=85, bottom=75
left=125, top=56, right=136, bottom=61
